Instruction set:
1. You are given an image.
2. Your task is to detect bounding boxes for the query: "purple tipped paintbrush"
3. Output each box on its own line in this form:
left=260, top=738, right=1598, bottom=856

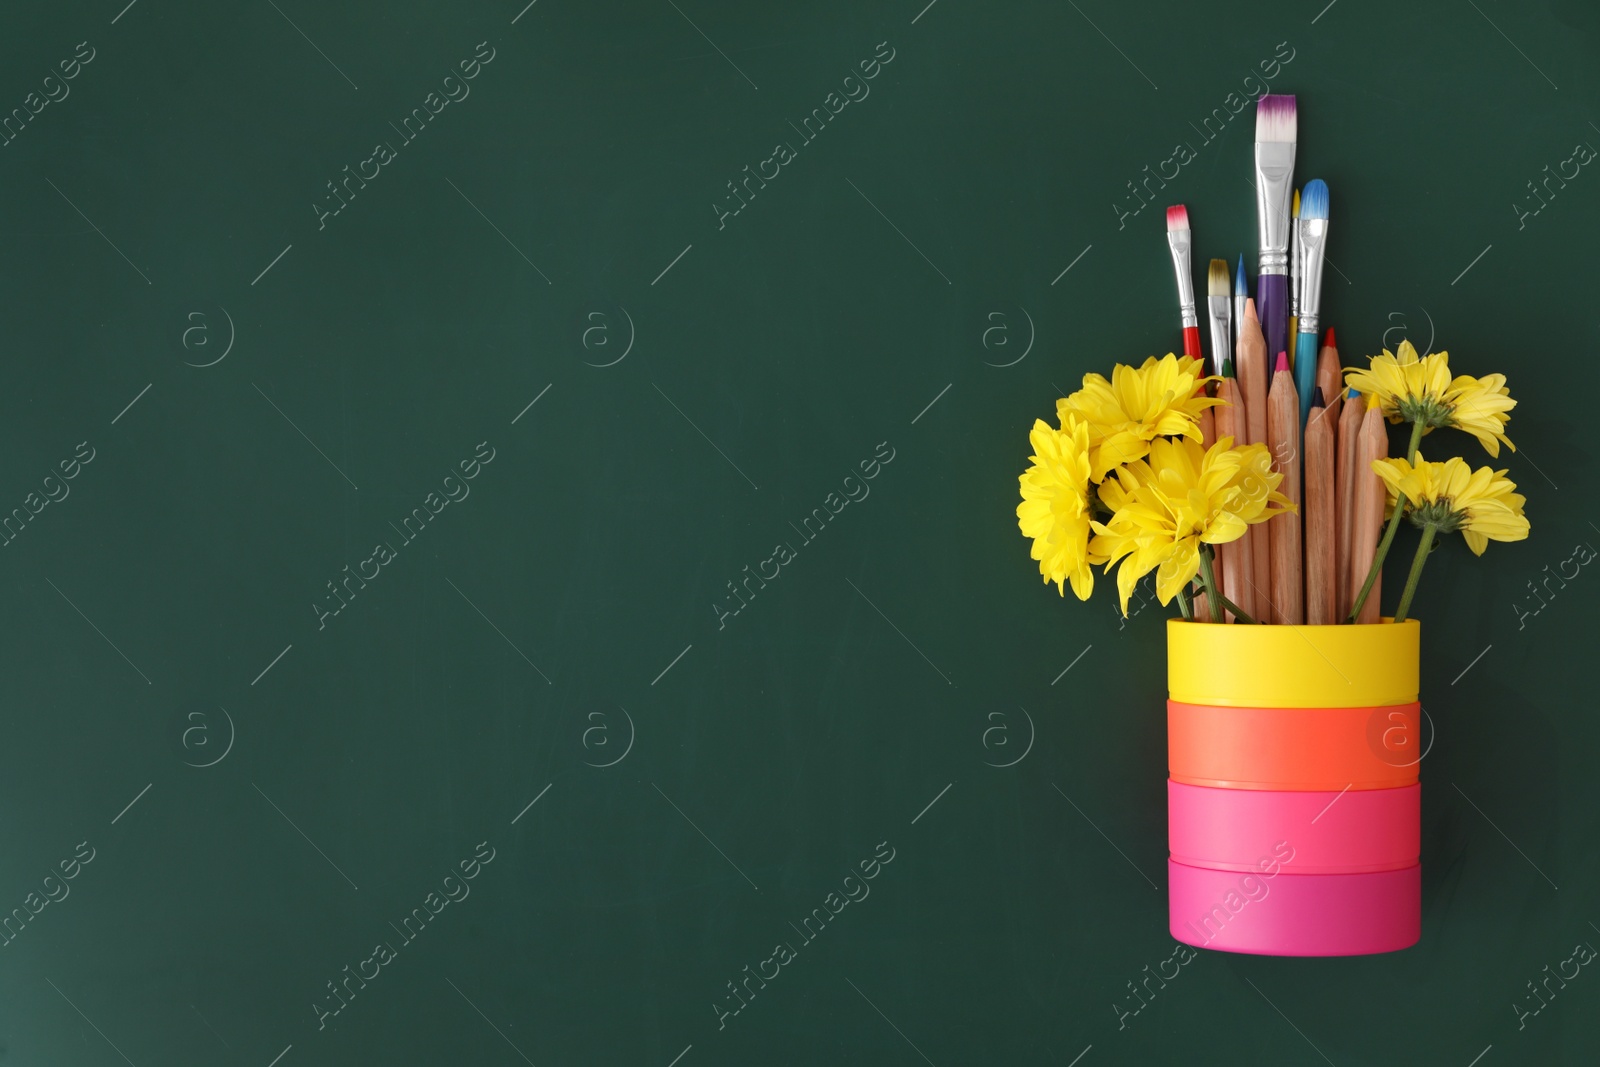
left=1253, top=94, right=1297, bottom=366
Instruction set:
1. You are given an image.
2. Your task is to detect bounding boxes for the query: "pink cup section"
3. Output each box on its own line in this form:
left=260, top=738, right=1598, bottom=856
left=1168, top=780, right=1420, bottom=875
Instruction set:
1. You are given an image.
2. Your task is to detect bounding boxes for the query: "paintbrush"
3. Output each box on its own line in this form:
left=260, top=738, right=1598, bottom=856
left=1289, top=187, right=1301, bottom=343
left=1207, top=259, right=1232, bottom=377
left=1166, top=205, right=1202, bottom=360
left=1233, top=255, right=1247, bottom=356
left=1254, top=94, right=1297, bottom=367
left=1194, top=258, right=1232, bottom=457
left=1294, top=178, right=1329, bottom=423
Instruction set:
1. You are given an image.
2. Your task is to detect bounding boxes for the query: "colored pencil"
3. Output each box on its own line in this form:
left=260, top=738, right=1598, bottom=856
left=1335, top=386, right=1365, bottom=619
left=1304, top=388, right=1337, bottom=624
left=1238, top=298, right=1272, bottom=615
left=1266, top=352, right=1303, bottom=624
left=1213, top=365, right=1254, bottom=623
left=1315, top=328, right=1341, bottom=429
left=1351, top=397, right=1389, bottom=624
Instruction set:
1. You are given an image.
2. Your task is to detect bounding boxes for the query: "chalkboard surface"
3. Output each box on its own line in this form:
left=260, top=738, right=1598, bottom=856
left=1, top=0, right=1597, bottom=1064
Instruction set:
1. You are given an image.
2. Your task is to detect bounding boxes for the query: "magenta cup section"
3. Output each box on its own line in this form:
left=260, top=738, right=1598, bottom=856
left=1168, top=859, right=1421, bottom=956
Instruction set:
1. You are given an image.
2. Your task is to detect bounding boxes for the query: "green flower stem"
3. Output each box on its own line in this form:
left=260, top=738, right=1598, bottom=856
left=1176, top=585, right=1193, bottom=619
left=1393, top=522, right=1438, bottom=623
left=1199, top=544, right=1260, bottom=625
left=1349, top=497, right=1407, bottom=622
left=1402, top=416, right=1426, bottom=462
left=1213, top=592, right=1259, bottom=625
left=1348, top=418, right=1427, bottom=623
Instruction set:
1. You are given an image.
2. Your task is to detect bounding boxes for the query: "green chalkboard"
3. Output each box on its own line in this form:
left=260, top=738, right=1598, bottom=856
left=1, top=0, right=1597, bottom=1063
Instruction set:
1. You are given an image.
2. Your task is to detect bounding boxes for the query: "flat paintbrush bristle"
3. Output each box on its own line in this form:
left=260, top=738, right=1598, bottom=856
left=1255, top=94, right=1297, bottom=143
left=1166, top=204, right=1189, bottom=232
left=1208, top=259, right=1230, bottom=297
left=1300, top=178, right=1329, bottom=220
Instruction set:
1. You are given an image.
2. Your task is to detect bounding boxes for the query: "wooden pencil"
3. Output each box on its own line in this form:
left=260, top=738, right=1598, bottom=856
left=1237, top=299, right=1272, bottom=618
left=1304, top=389, right=1337, bottom=624
left=1266, top=352, right=1302, bottom=624
left=1351, top=398, right=1389, bottom=624
left=1195, top=379, right=1217, bottom=617
left=1335, top=386, right=1366, bottom=620
left=1315, top=328, right=1341, bottom=428
left=1213, top=371, right=1252, bottom=623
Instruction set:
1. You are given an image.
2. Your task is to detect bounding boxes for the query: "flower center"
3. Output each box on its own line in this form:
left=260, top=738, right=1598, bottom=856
left=1397, top=394, right=1453, bottom=429
left=1409, top=498, right=1464, bottom=532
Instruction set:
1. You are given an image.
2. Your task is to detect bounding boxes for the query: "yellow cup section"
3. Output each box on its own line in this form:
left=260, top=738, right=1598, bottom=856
left=1167, top=619, right=1419, bottom=708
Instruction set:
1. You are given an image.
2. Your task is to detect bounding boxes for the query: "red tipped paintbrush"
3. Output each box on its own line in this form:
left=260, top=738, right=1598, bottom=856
left=1165, top=205, right=1202, bottom=359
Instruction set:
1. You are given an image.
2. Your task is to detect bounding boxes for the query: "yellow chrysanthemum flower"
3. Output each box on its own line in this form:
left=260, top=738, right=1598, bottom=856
left=1371, top=454, right=1529, bottom=555
left=1089, top=436, right=1294, bottom=615
left=1343, top=340, right=1451, bottom=422
left=1343, top=340, right=1516, bottom=456
left=1017, top=416, right=1104, bottom=599
left=1056, top=354, right=1219, bottom=481
left=1439, top=371, right=1516, bottom=457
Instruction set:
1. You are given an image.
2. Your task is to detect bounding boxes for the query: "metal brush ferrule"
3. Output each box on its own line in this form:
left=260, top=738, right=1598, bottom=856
left=1167, top=231, right=1198, bottom=328
left=1254, top=141, right=1296, bottom=275
left=1207, top=295, right=1232, bottom=374
left=1297, top=217, right=1328, bottom=334
left=1289, top=218, right=1301, bottom=314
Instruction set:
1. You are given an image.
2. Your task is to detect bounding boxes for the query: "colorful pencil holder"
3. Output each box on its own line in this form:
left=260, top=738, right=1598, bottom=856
left=1166, top=619, right=1422, bottom=956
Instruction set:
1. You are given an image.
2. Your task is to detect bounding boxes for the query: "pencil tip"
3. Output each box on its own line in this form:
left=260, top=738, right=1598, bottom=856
left=1275, top=351, right=1289, bottom=372
left=1347, top=387, right=1360, bottom=399
left=1324, top=326, right=1336, bottom=348
left=1311, top=386, right=1325, bottom=408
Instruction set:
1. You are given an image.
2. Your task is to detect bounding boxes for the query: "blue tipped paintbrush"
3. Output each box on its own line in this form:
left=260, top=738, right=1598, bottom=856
left=1294, top=178, right=1329, bottom=424
left=1233, top=254, right=1247, bottom=354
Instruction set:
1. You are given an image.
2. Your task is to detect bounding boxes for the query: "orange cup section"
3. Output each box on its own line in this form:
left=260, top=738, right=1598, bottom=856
left=1168, top=700, right=1421, bottom=791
